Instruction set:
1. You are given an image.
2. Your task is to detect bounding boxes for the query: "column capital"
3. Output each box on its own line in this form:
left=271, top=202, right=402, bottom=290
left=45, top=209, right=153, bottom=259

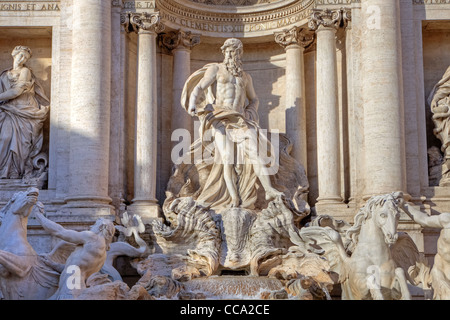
left=160, top=30, right=201, bottom=52
left=121, top=11, right=165, bottom=34
left=274, top=26, right=315, bottom=50
left=308, top=8, right=351, bottom=31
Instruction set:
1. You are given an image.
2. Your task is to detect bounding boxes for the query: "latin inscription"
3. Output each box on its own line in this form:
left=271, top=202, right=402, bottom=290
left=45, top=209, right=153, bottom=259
left=160, top=10, right=310, bottom=34
left=0, top=2, right=60, bottom=11
left=413, top=0, right=450, bottom=4
left=123, top=1, right=156, bottom=9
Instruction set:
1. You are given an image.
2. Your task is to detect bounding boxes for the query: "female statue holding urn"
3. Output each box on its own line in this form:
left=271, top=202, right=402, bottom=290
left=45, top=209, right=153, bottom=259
left=0, top=46, right=50, bottom=179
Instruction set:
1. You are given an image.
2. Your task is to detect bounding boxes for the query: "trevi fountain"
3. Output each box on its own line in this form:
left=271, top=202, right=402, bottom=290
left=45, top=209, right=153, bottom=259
left=0, top=0, right=449, bottom=306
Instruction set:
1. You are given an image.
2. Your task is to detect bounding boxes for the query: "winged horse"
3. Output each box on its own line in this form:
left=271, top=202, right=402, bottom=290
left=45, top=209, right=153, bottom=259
left=299, top=192, right=431, bottom=300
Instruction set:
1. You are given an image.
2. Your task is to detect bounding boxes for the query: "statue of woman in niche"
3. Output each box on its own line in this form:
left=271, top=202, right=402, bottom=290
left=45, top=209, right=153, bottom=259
left=0, top=46, right=50, bottom=180
left=429, top=66, right=450, bottom=186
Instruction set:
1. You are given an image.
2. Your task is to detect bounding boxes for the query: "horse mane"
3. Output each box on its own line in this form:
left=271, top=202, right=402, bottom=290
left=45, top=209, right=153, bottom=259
left=0, top=194, right=17, bottom=222
left=345, top=193, right=400, bottom=253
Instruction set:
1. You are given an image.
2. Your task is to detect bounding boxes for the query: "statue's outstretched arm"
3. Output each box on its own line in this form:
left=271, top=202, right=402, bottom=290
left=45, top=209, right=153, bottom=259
left=34, top=210, right=90, bottom=245
left=401, top=203, right=449, bottom=229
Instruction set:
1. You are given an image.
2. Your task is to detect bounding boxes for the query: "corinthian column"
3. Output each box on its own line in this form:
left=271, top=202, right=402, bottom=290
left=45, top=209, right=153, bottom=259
left=274, top=27, right=314, bottom=169
left=360, top=0, right=406, bottom=197
left=64, top=0, right=113, bottom=218
left=122, top=12, right=165, bottom=221
left=161, top=30, right=201, bottom=136
left=309, top=8, right=349, bottom=207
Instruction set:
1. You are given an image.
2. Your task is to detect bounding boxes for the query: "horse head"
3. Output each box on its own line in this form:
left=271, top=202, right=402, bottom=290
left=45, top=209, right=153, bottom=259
left=346, top=192, right=403, bottom=252
left=371, top=192, right=403, bottom=246
left=0, top=187, right=39, bottom=221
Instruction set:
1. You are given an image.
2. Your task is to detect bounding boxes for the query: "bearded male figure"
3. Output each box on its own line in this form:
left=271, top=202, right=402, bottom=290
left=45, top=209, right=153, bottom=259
left=180, top=38, right=284, bottom=210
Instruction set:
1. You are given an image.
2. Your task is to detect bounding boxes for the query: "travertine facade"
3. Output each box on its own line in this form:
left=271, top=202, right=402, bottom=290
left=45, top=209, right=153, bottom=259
left=1, top=0, right=450, bottom=300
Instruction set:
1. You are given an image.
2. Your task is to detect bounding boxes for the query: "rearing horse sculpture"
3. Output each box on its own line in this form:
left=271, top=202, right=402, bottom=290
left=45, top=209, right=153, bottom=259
left=0, top=187, right=59, bottom=299
left=300, top=192, right=430, bottom=300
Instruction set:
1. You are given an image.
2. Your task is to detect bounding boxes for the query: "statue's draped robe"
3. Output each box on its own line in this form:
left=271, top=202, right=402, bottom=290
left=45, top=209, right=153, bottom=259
left=0, top=68, right=50, bottom=178
left=429, top=66, right=450, bottom=181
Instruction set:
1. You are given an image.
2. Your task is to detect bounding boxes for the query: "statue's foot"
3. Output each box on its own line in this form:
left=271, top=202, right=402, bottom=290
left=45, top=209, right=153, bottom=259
left=228, top=197, right=240, bottom=208
left=265, top=189, right=284, bottom=201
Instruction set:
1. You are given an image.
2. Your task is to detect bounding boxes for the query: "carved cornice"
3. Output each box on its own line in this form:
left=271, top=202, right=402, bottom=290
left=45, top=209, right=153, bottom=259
left=186, top=0, right=274, bottom=5
left=121, top=11, right=165, bottom=34
left=274, top=26, right=315, bottom=49
left=308, top=8, right=351, bottom=31
left=160, top=30, right=201, bottom=51
left=155, top=0, right=315, bottom=37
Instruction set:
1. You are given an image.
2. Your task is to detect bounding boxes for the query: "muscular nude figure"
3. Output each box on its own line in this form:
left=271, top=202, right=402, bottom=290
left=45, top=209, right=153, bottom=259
left=400, top=201, right=450, bottom=299
left=187, top=38, right=282, bottom=207
left=34, top=209, right=115, bottom=300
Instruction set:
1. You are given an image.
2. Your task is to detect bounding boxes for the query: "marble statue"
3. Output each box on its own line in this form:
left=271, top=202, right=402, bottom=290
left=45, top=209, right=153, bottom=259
left=100, top=212, right=148, bottom=282
left=181, top=38, right=284, bottom=209
left=429, top=66, right=450, bottom=186
left=400, top=201, right=450, bottom=299
left=300, top=192, right=431, bottom=300
left=0, top=187, right=59, bottom=300
left=0, top=46, right=50, bottom=180
left=428, top=146, right=444, bottom=186
left=34, top=210, right=115, bottom=300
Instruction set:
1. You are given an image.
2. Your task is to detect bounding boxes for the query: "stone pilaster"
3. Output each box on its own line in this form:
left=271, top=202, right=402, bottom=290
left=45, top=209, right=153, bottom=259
left=63, top=0, right=114, bottom=220
left=161, top=31, right=201, bottom=136
left=309, top=8, right=350, bottom=209
left=122, top=12, right=165, bottom=222
left=275, top=27, right=314, bottom=169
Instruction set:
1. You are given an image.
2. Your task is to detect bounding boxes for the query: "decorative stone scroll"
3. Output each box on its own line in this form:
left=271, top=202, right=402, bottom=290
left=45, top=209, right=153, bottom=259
left=274, top=26, right=315, bottom=49
left=160, top=30, right=201, bottom=51
left=121, top=11, right=165, bottom=34
left=308, top=7, right=351, bottom=31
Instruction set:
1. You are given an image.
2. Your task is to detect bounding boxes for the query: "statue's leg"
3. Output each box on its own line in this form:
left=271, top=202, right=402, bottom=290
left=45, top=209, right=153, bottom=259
left=236, top=129, right=283, bottom=200
left=394, top=267, right=411, bottom=300
left=214, top=130, right=239, bottom=207
left=0, top=250, right=32, bottom=278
